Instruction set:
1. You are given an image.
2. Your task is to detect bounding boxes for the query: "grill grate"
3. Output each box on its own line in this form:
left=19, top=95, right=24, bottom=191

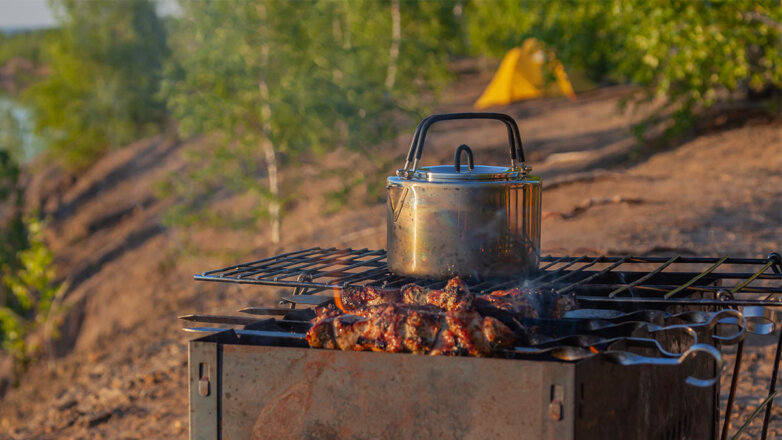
left=190, top=248, right=782, bottom=439
left=194, top=247, right=782, bottom=307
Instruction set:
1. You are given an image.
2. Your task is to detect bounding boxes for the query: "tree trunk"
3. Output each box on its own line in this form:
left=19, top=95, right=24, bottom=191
left=385, top=0, right=401, bottom=91
left=257, top=3, right=281, bottom=245
left=259, top=133, right=280, bottom=245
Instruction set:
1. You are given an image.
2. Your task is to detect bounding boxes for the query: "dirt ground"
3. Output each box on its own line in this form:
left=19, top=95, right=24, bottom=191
left=0, top=64, right=780, bottom=439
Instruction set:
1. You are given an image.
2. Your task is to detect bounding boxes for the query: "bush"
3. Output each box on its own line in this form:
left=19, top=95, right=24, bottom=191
left=466, top=0, right=782, bottom=135
left=0, top=145, right=62, bottom=377
left=0, top=215, right=64, bottom=376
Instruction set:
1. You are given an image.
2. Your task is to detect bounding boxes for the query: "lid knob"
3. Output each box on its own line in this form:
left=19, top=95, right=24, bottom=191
left=454, top=144, right=475, bottom=173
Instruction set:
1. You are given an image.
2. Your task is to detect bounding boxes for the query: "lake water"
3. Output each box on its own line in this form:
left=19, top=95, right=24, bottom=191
left=0, top=95, right=45, bottom=162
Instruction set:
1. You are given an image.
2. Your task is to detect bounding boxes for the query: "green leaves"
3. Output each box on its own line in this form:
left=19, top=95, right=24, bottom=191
left=466, top=0, right=782, bottom=136
left=0, top=213, right=63, bottom=373
left=160, top=0, right=456, bottom=237
left=24, top=0, right=168, bottom=170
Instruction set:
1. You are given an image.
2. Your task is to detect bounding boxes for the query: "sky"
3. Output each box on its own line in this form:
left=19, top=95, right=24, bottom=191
left=0, top=0, right=181, bottom=30
left=0, top=0, right=57, bottom=29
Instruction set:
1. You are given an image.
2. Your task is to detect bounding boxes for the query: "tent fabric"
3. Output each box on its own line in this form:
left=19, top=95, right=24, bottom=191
left=475, top=38, right=576, bottom=109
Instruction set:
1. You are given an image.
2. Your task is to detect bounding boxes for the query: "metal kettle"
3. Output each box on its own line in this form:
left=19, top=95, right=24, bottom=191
left=386, top=112, right=542, bottom=279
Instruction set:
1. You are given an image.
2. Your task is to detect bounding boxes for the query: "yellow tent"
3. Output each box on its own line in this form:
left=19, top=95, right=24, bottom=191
left=475, top=38, right=576, bottom=109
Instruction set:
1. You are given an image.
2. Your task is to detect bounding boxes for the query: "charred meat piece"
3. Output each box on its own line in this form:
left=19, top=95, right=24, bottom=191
left=475, top=288, right=577, bottom=320
left=475, top=289, right=538, bottom=318
left=434, top=311, right=489, bottom=356
left=428, top=276, right=474, bottom=311
left=433, top=312, right=516, bottom=357
left=445, top=276, right=470, bottom=296
left=307, top=305, right=405, bottom=353
left=429, top=327, right=458, bottom=356
left=348, top=304, right=441, bottom=353
left=369, top=304, right=407, bottom=352
left=482, top=316, right=517, bottom=350
left=331, top=314, right=364, bottom=350
left=315, top=303, right=343, bottom=319
left=401, top=283, right=428, bottom=305
left=308, top=303, right=354, bottom=349
left=338, top=285, right=401, bottom=312
left=306, top=316, right=337, bottom=349
left=400, top=306, right=442, bottom=354
left=401, top=276, right=474, bottom=311
left=341, top=278, right=475, bottom=312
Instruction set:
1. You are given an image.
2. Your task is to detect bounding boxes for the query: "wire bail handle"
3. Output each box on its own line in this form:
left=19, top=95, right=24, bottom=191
left=401, top=112, right=529, bottom=178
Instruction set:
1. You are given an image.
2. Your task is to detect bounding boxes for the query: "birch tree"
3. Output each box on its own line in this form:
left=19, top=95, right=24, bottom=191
left=163, top=1, right=339, bottom=244
left=162, top=0, right=458, bottom=244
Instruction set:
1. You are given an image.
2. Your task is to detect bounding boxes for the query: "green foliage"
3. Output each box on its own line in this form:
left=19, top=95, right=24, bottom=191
left=0, top=145, right=62, bottom=373
left=0, top=30, right=52, bottom=66
left=23, top=0, right=169, bottom=170
left=0, top=29, right=60, bottom=95
left=465, top=0, right=537, bottom=58
left=0, top=214, right=63, bottom=371
left=0, top=91, right=62, bottom=372
left=466, top=0, right=782, bottom=135
left=160, top=0, right=456, bottom=239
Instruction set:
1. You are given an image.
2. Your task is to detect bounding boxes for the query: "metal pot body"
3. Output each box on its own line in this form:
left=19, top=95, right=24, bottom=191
left=387, top=176, right=541, bottom=279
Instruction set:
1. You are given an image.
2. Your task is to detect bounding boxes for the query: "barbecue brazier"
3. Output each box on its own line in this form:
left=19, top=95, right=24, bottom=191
left=189, top=328, right=717, bottom=439
left=186, top=250, right=782, bottom=440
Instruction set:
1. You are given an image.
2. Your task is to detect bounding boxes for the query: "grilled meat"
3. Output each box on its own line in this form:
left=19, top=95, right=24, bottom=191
left=408, top=277, right=474, bottom=312
left=332, top=314, right=374, bottom=351
left=474, top=288, right=538, bottom=318
left=338, top=277, right=473, bottom=313
left=309, top=277, right=577, bottom=357
left=431, top=311, right=488, bottom=356
left=341, top=278, right=574, bottom=318
left=482, top=315, right=517, bottom=349
left=306, top=316, right=337, bottom=349
left=339, top=276, right=476, bottom=312
left=339, top=285, right=401, bottom=312
left=306, top=304, right=516, bottom=356
left=315, top=302, right=343, bottom=319
left=400, top=283, right=426, bottom=304
left=399, top=306, right=442, bottom=354
left=474, top=288, right=577, bottom=319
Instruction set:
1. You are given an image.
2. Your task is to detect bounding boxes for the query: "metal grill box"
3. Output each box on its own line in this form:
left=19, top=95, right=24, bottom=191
left=189, top=330, right=718, bottom=440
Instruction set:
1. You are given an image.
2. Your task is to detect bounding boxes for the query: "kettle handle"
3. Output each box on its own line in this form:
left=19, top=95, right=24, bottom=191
left=402, top=112, right=526, bottom=175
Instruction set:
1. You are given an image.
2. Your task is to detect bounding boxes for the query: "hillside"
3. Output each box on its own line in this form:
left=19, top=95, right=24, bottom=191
left=1, top=66, right=780, bottom=439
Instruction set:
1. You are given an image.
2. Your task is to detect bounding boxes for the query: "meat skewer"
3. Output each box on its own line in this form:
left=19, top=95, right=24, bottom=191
left=309, top=277, right=577, bottom=357
left=306, top=303, right=516, bottom=357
